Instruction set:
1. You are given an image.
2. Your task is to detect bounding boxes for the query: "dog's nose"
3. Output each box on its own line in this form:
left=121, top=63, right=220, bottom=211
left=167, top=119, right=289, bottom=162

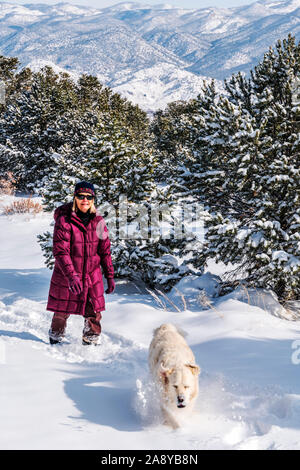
left=177, top=395, right=186, bottom=408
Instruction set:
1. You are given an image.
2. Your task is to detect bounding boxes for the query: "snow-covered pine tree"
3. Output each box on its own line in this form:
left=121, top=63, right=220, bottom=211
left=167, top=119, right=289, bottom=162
left=39, top=111, right=200, bottom=290
left=172, top=80, right=219, bottom=203
left=112, top=178, right=204, bottom=291
left=191, top=35, right=300, bottom=301
left=76, top=73, right=149, bottom=145
left=0, top=56, right=33, bottom=184
left=0, top=142, right=25, bottom=186
left=0, top=55, right=19, bottom=115
left=0, top=56, right=33, bottom=113
left=145, top=88, right=215, bottom=289
left=85, top=116, right=203, bottom=290
left=0, top=65, right=79, bottom=191
left=150, top=99, right=200, bottom=184
left=0, top=64, right=150, bottom=193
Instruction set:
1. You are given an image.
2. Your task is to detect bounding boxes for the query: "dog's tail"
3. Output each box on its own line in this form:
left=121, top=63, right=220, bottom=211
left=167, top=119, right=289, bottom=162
left=152, top=323, right=188, bottom=338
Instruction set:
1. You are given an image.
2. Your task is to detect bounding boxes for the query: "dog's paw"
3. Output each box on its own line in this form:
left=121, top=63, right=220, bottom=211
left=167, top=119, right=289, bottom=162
left=163, top=416, right=180, bottom=430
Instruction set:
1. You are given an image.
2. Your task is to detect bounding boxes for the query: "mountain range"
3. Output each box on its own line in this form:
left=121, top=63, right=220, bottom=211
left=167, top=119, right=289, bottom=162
left=0, top=0, right=299, bottom=111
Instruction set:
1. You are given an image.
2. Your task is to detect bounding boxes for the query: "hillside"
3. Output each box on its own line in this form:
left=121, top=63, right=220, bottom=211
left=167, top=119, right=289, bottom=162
left=0, top=0, right=300, bottom=110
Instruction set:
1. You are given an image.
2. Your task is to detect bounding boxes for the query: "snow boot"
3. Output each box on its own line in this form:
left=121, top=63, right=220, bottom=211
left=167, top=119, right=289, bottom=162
left=82, top=335, right=99, bottom=346
left=48, top=328, right=63, bottom=345
left=49, top=337, right=61, bottom=345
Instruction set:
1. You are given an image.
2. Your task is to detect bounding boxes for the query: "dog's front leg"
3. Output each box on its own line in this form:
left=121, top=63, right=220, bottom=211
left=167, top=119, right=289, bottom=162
left=161, top=406, right=180, bottom=430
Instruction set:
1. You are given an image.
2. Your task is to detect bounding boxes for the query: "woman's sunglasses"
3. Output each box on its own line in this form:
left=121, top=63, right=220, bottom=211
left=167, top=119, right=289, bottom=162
left=76, top=194, right=94, bottom=200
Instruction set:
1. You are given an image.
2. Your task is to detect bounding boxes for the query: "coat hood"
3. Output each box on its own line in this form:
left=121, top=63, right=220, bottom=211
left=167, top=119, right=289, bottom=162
left=53, top=201, right=103, bottom=223
left=54, top=202, right=73, bottom=222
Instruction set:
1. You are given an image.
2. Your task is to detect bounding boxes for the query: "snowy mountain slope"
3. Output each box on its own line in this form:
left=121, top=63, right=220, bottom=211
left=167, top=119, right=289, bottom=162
left=25, top=57, right=219, bottom=112
left=0, top=1, right=300, bottom=109
left=109, top=0, right=300, bottom=79
left=142, top=30, right=210, bottom=65
left=188, top=4, right=300, bottom=78
left=1, top=14, right=185, bottom=79
left=1, top=194, right=300, bottom=449
left=109, top=63, right=219, bottom=113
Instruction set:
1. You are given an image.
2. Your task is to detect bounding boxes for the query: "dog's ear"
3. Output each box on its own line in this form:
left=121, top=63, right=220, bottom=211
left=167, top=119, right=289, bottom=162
left=186, top=364, right=201, bottom=376
left=160, top=362, right=174, bottom=385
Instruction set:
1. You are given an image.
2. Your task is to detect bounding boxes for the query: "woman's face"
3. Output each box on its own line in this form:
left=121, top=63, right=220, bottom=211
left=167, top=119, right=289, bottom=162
left=75, top=192, right=94, bottom=213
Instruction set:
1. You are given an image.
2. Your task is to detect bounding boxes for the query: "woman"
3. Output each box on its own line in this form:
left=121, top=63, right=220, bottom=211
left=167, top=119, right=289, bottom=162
left=46, top=181, right=115, bottom=346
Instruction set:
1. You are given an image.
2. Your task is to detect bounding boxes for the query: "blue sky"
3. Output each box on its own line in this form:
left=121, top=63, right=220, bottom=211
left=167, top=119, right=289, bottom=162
left=9, top=0, right=258, bottom=10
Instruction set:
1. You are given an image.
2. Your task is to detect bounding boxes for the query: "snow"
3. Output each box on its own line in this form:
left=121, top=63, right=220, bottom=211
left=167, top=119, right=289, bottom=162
left=224, top=53, right=251, bottom=70
left=1, top=193, right=300, bottom=450
left=110, top=63, right=223, bottom=112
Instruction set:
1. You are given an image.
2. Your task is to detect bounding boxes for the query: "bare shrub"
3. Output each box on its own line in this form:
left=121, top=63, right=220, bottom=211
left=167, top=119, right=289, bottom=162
left=4, top=195, right=43, bottom=215
left=0, top=172, right=16, bottom=195
left=154, top=287, right=182, bottom=312
left=145, top=287, right=168, bottom=310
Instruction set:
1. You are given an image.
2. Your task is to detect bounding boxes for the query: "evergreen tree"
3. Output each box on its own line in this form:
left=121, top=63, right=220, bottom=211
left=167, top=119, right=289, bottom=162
left=39, top=112, right=201, bottom=290
left=0, top=55, right=33, bottom=121
left=0, top=63, right=150, bottom=192
left=0, top=66, right=80, bottom=190
left=76, top=74, right=149, bottom=143
left=150, top=98, right=200, bottom=184
left=188, top=35, right=300, bottom=301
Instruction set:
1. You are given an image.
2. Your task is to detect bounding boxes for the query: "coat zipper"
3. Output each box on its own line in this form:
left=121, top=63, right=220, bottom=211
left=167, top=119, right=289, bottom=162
left=82, top=228, right=96, bottom=312
left=82, top=230, right=87, bottom=290
left=80, top=220, right=99, bottom=312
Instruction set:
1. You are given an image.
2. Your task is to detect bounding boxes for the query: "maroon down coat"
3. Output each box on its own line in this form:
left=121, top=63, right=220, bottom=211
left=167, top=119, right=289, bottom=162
left=46, top=202, right=114, bottom=315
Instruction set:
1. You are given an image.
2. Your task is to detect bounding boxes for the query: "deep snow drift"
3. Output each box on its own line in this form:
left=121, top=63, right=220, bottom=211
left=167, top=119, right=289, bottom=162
left=1, top=194, right=300, bottom=450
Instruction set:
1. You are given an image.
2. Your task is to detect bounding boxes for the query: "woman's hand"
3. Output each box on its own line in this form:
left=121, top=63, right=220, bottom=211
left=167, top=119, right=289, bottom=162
left=69, top=275, right=83, bottom=295
left=105, top=278, right=115, bottom=294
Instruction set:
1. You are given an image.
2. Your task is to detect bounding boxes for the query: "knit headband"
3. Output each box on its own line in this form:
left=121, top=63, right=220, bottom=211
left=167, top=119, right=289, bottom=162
left=74, top=181, right=96, bottom=197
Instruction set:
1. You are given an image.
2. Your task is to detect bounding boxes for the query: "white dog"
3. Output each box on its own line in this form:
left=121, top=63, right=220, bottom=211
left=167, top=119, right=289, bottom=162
left=148, top=323, right=200, bottom=429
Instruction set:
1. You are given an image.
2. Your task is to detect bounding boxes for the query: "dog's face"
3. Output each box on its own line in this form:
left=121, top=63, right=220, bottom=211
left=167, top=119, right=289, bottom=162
left=160, top=363, right=200, bottom=409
